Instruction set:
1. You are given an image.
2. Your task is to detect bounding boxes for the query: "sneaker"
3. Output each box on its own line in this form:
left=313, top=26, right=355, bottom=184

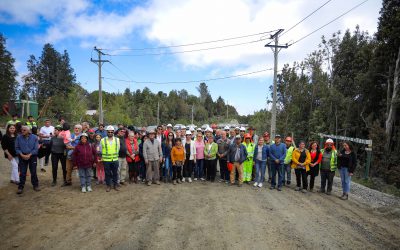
left=62, top=182, right=71, bottom=187
left=87, top=186, right=93, bottom=192
left=194, top=178, right=198, bottom=181
left=277, top=187, right=282, bottom=191
left=16, top=189, right=23, bottom=195
left=147, top=182, right=152, bottom=186
left=253, top=182, right=258, bottom=187
left=155, top=181, right=161, bottom=185
left=114, top=185, right=120, bottom=191
left=181, top=178, right=185, bottom=183
left=33, top=186, right=41, bottom=192
left=295, top=187, right=301, bottom=191
left=340, top=194, right=348, bottom=200
left=258, top=183, right=263, bottom=188
left=106, top=186, right=111, bottom=192
left=188, top=178, right=192, bottom=183
left=301, top=189, right=307, bottom=193
left=200, top=178, right=205, bottom=181
left=219, top=179, right=224, bottom=182
left=81, top=187, right=87, bottom=193
left=326, top=191, right=332, bottom=195
left=173, top=180, right=177, bottom=185
left=270, top=186, right=275, bottom=190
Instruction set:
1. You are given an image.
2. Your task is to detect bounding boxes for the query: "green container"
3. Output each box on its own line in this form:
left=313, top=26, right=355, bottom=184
left=14, top=100, right=38, bottom=118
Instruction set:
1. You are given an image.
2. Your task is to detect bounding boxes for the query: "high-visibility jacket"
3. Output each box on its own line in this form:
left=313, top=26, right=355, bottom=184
left=284, top=146, right=295, bottom=164
left=320, top=149, right=337, bottom=171
left=242, top=142, right=255, bottom=160
left=26, top=121, right=37, bottom=129
left=101, top=137, right=120, bottom=162
left=6, top=119, right=20, bottom=126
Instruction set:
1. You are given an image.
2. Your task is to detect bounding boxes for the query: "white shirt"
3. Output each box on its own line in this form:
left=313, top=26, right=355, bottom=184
left=39, top=126, right=54, bottom=141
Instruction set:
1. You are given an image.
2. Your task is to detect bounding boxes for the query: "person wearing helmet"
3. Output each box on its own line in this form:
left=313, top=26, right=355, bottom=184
left=242, top=133, right=255, bottom=184
left=239, top=127, right=246, bottom=141
left=182, top=130, right=196, bottom=183
left=100, top=125, right=121, bottom=192
left=228, top=128, right=236, bottom=142
left=319, top=138, right=338, bottom=195
left=73, top=133, right=97, bottom=193
left=143, top=129, right=163, bottom=186
left=269, top=134, right=287, bottom=191
left=283, top=136, right=295, bottom=186
left=164, top=124, right=173, bottom=138
left=234, top=126, right=240, bottom=136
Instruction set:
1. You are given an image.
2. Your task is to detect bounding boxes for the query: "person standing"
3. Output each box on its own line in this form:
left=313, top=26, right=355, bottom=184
left=269, top=134, right=287, bottom=191
left=291, top=141, right=311, bottom=193
left=126, top=131, right=140, bottom=184
left=319, top=139, right=338, bottom=195
left=253, top=137, right=269, bottom=188
left=116, top=128, right=128, bottom=185
left=95, top=124, right=107, bottom=138
left=1, top=124, right=19, bottom=184
left=263, top=132, right=272, bottom=183
left=94, top=134, right=105, bottom=185
left=183, top=130, right=196, bottom=183
left=227, top=135, right=247, bottom=187
left=26, top=115, right=37, bottom=130
left=6, top=114, right=20, bottom=127
left=161, top=132, right=174, bottom=183
left=283, top=136, right=295, bottom=185
left=242, top=133, right=255, bottom=184
left=204, top=136, right=218, bottom=182
left=194, top=132, right=205, bottom=181
left=49, top=125, right=66, bottom=186
left=64, top=124, right=82, bottom=186
left=101, top=126, right=120, bottom=192
left=338, top=141, right=357, bottom=200
left=308, top=141, right=322, bottom=192
left=15, top=126, right=40, bottom=194
left=217, top=131, right=230, bottom=183
left=171, top=138, right=185, bottom=185
left=73, top=133, right=97, bottom=193
left=38, top=119, right=54, bottom=172
left=143, top=130, right=163, bottom=186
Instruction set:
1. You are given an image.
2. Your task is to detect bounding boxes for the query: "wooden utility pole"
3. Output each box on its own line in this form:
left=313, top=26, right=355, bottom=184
left=265, top=29, right=288, bottom=141
left=91, top=47, right=109, bottom=124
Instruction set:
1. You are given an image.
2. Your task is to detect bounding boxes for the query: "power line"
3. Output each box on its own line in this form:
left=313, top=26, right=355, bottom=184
left=102, top=29, right=279, bottom=51
left=288, top=0, right=369, bottom=47
left=102, top=68, right=273, bottom=85
left=106, top=37, right=269, bottom=57
left=281, top=0, right=333, bottom=37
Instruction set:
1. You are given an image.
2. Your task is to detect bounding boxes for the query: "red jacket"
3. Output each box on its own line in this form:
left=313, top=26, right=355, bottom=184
left=73, top=142, right=97, bottom=168
left=126, top=138, right=140, bottom=163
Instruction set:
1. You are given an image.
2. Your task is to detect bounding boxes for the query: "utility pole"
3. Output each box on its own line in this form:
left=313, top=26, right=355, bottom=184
left=157, top=101, right=160, bottom=125
left=191, top=105, right=194, bottom=124
left=265, top=29, right=288, bottom=141
left=91, top=46, right=109, bottom=124
left=226, top=101, right=229, bottom=120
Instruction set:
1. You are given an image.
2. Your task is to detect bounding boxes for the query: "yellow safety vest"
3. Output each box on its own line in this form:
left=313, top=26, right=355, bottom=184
left=26, top=121, right=37, bottom=129
left=243, top=142, right=255, bottom=158
left=101, top=137, right=120, bottom=162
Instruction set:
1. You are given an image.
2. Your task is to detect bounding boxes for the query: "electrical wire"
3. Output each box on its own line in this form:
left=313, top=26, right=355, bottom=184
left=287, top=0, right=369, bottom=47
left=281, top=0, right=333, bottom=37
left=102, top=68, right=273, bottom=85
left=106, top=37, right=269, bottom=57
left=101, top=29, right=279, bottom=51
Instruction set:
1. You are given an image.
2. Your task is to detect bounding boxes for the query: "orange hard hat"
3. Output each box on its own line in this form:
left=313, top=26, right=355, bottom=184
left=244, top=133, right=251, bottom=139
left=285, top=136, right=293, bottom=142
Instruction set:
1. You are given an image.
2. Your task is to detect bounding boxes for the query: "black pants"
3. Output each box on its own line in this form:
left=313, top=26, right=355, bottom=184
left=18, top=156, right=39, bottom=189
left=205, top=159, right=217, bottom=181
left=173, top=165, right=182, bottom=180
left=128, top=161, right=140, bottom=179
left=183, top=159, right=194, bottom=178
left=308, top=167, right=318, bottom=190
left=51, top=153, right=66, bottom=182
left=219, top=158, right=229, bottom=181
left=320, top=170, right=335, bottom=192
left=295, top=168, right=307, bottom=189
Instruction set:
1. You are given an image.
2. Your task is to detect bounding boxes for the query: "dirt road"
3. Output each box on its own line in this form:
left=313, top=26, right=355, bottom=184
left=0, top=155, right=399, bottom=249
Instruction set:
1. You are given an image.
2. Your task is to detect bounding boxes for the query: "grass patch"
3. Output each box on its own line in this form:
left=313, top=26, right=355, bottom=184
left=353, top=177, right=400, bottom=197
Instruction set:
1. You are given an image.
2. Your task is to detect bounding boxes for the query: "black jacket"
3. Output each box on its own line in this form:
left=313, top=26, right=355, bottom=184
left=337, top=150, right=357, bottom=173
left=1, top=134, right=17, bottom=158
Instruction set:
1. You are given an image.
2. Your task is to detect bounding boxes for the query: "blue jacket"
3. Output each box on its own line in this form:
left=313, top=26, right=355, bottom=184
left=162, top=142, right=172, bottom=159
left=269, top=143, right=287, bottom=164
left=253, top=144, right=269, bottom=162
left=227, top=143, right=248, bottom=164
left=15, top=134, right=39, bottom=156
left=95, top=129, right=107, bottom=138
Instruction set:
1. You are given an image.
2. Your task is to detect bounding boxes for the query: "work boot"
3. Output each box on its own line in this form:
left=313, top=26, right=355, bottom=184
left=17, top=189, right=23, bottom=195
left=106, top=186, right=111, bottom=192
left=114, top=185, right=120, bottom=191
left=173, top=180, right=177, bottom=185
left=33, top=186, right=41, bottom=192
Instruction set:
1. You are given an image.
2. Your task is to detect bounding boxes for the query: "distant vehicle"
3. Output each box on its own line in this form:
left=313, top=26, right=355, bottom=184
left=174, top=124, right=184, bottom=130
left=146, top=125, right=157, bottom=133
left=187, top=124, right=197, bottom=130
left=201, top=124, right=210, bottom=130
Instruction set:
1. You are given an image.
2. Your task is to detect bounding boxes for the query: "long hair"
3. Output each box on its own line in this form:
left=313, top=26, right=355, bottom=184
left=342, top=141, right=354, bottom=152
left=6, top=124, right=16, bottom=137
left=308, top=141, right=320, bottom=152
left=166, top=132, right=175, bottom=147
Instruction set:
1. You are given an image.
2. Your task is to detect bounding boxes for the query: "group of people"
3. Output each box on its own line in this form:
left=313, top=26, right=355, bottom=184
left=1, top=114, right=357, bottom=200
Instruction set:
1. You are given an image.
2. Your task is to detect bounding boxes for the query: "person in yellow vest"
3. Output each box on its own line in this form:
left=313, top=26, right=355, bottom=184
left=26, top=116, right=37, bottom=129
left=6, top=114, right=20, bottom=127
left=242, top=133, right=255, bottom=183
left=100, top=125, right=120, bottom=192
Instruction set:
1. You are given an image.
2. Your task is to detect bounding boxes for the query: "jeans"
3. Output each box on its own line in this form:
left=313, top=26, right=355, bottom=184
left=282, top=164, right=291, bottom=183
left=139, top=160, right=146, bottom=180
left=267, top=161, right=271, bottom=181
left=162, top=157, right=173, bottom=179
left=270, top=162, right=284, bottom=188
left=320, top=170, right=335, bottom=192
left=194, top=159, right=204, bottom=179
left=254, top=160, right=267, bottom=183
left=219, top=158, right=229, bottom=181
left=339, top=167, right=351, bottom=194
left=51, top=153, right=66, bottom=182
left=183, top=159, right=194, bottom=178
left=18, top=156, right=39, bottom=189
left=78, top=168, right=92, bottom=187
left=295, top=168, right=307, bottom=189
left=104, top=161, right=119, bottom=187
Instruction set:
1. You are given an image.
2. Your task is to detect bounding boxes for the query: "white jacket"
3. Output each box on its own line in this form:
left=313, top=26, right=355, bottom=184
left=184, top=140, right=197, bottom=161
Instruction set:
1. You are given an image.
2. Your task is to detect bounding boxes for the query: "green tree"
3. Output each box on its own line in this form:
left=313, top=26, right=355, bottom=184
left=0, top=34, right=18, bottom=105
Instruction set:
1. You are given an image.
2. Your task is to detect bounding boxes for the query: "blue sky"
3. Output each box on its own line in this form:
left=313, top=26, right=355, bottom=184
left=0, top=0, right=381, bottom=115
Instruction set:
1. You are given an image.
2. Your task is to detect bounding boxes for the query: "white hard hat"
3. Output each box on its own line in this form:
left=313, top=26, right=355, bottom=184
left=106, top=125, right=114, bottom=131
left=240, top=127, right=246, bottom=131
left=224, top=126, right=230, bottom=130
left=326, top=138, right=334, bottom=144
left=206, top=127, right=213, bottom=132
left=185, top=130, right=192, bottom=135
left=167, top=124, right=172, bottom=127
left=197, top=127, right=202, bottom=131
left=235, top=126, right=240, bottom=130
left=190, top=126, right=195, bottom=131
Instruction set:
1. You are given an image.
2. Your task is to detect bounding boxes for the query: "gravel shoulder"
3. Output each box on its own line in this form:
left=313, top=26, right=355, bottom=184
left=0, top=150, right=399, bottom=250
